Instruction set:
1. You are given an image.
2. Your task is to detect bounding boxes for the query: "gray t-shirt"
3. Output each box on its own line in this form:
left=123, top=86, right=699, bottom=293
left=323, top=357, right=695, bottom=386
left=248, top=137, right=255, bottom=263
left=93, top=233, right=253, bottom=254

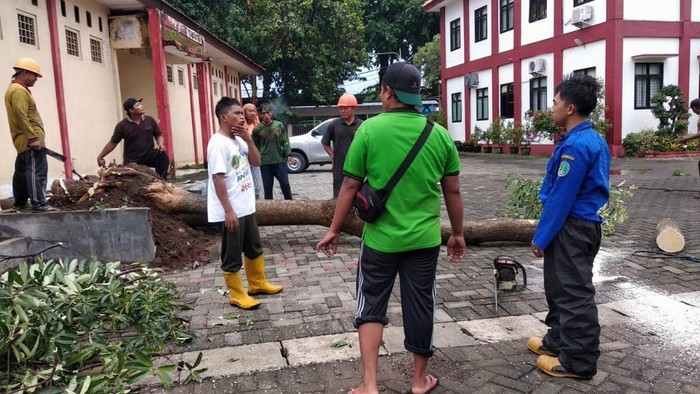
left=321, top=117, right=363, bottom=179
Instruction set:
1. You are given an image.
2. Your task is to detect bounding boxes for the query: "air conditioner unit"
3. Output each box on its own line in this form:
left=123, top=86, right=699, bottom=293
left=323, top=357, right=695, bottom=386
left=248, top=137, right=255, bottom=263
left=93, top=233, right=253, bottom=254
left=528, top=58, right=546, bottom=75
left=571, top=5, right=593, bottom=27
left=465, top=73, right=479, bottom=88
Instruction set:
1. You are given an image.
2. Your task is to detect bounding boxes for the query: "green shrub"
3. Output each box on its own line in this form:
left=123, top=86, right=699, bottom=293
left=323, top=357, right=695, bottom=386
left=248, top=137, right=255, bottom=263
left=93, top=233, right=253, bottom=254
left=622, top=128, right=660, bottom=156
left=504, top=173, right=634, bottom=236
left=651, top=84, right=690, bottom=137
left=1, top=258, right=205, bottom=392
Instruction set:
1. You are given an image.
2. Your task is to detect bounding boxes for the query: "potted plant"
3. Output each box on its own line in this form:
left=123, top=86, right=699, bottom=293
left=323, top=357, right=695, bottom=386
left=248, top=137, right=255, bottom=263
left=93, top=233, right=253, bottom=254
left=480, top=126, right=493, bottom=153
left=525, top=109, right=561, bottom=143
left=470, top=126, right=483, bottom=153
left=490, top=118, right=504, bottom=154
left=504, top=120, right=523, bottom=154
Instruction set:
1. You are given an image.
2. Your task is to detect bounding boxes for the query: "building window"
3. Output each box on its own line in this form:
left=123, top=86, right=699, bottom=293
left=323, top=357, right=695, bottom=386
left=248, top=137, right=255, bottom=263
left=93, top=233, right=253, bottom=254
left=500, top=0, right=514, bottom=33
left=74, top=6, right=80, bottom=23
left=475, top=6, right=488, bottom=42
left=166, top=65, right=173, bottom=83
left=451, top=93, right=462, bottom=123
left=60, top=0, right=66, bottom=17
left=193, top=72, right=198, bottom=89
left=32, top=0, right=38, bottom=6
left=573, top=67, right=596, bottom=77
left=574, top=0, right=594, bottom=6
left=17, top=13, right=37, bottom=46
left=90, top=37, right=102, bottom=63
left=86, top=11, right=92, bottom=28
left=65, top=29, right=79, bottom=57
left=530, top=76, right=547, bottom=111
left=476, top=88, right=489, bottom=121
left=220, top=83, right=224, bottom=96
left=98, top=17, right=103, bottom=32
left=450, top=18, right=461, bottom=51
left=500, top=83, right=514, bottom=118
left=529, top=0, right=547, bottom=22
left=177, top=68, right=184, bottom=86
left=635, top=63, right=663, bottom=109
left=213, top=81, right=218, bottom=95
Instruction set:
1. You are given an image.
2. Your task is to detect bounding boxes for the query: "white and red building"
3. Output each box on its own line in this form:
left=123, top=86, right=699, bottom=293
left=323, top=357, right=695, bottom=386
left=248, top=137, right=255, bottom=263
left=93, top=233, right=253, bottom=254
left=423, top=0, right=700, bottom=156
left=0, top=0, right=262, bottom=193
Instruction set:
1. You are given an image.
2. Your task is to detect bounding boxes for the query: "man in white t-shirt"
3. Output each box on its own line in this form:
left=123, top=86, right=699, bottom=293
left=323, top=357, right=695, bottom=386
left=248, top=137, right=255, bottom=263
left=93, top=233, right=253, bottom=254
left=208, top=97, right=283, bottom=309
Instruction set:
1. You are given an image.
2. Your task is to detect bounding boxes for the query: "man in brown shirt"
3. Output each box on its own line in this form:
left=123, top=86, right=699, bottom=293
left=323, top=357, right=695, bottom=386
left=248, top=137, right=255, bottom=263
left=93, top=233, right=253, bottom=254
left=97, top=98, right=169, bottom=179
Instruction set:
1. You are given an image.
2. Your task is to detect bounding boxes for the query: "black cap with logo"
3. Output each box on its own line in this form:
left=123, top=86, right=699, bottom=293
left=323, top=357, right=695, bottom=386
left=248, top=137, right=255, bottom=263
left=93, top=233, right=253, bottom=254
left=382, top=62, right=422, bottom=106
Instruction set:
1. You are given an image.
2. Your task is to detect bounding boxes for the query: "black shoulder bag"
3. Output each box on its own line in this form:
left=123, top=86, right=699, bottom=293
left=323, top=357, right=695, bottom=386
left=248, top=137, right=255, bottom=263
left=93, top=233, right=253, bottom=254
left=353, top=119, right=434, bottom=223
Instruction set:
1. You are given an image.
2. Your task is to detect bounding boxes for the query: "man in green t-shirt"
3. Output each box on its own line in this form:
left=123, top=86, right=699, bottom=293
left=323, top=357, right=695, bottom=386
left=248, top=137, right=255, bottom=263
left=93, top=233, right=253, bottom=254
left=252, top=103, right=293, bottom=199
left=316, top=62, right=466, bottom=394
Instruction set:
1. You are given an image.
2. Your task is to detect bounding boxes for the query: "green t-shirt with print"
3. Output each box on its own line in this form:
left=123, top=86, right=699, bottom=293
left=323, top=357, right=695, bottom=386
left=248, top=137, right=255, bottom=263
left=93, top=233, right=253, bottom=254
left=252, top=120, right=290, bottom=165
left=343, top=111, right=461, bottom=253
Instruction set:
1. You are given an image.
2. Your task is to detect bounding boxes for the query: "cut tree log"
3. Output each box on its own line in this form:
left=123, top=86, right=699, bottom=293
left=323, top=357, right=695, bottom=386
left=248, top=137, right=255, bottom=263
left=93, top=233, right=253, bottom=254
left=35, top=164, right=538, bottom=245
left=655, top=218, right=685, bottom=253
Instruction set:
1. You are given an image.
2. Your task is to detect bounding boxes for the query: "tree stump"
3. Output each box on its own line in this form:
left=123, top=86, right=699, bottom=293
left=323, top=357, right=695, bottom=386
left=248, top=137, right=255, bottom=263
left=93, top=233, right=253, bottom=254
left=655, top=218, right=685, bottom=253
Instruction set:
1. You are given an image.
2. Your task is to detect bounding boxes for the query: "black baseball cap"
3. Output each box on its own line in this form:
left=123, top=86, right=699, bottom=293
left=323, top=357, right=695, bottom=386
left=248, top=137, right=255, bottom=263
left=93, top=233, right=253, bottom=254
left=123, top=97, right=143, bottom=111
left=382, top=62, right=422, bottom=106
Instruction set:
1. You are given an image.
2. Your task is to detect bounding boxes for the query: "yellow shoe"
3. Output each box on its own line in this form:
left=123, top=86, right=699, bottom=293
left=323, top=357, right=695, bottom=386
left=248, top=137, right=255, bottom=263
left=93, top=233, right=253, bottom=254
left=536, top=355, right=594, bottom=380
left=527, top=337, right=557, bottom=357
left=222, top=271, right=260, bottom=309
left=244, top=254, right=283, bottom=295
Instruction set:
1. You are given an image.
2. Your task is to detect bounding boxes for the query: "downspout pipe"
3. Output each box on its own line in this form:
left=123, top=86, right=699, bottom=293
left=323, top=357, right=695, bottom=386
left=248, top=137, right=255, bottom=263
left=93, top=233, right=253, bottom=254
left=46, top=0, right=73, bottom=179
left=147, top=7, right=175, bottom=174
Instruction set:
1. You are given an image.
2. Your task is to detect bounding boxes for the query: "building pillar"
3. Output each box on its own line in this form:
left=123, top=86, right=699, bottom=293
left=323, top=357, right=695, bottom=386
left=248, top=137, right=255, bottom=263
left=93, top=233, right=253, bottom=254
left=147, top=7, right=175, bottom=171
left=196, top=63, right=212, bottom=163
left=187, top=64, right=199, bottom=165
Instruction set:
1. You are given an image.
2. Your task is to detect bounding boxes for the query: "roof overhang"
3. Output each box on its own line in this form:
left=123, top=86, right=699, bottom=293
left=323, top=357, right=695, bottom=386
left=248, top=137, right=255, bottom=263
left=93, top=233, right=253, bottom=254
left=422, top=0, right=452, bottom=12
left=632, top=54, right=678, bottom=61
left=94, top=0, right=264, bottom=75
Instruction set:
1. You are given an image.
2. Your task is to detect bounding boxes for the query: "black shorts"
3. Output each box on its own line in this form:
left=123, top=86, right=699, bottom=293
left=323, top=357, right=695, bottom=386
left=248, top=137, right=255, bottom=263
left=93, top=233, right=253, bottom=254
left=354, top=242, right=440, bottom=357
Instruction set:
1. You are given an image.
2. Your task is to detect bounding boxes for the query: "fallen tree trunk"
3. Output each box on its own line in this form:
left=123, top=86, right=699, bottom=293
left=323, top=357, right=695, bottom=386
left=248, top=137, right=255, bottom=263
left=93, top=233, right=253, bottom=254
left=39, top=164, right=537, bottom=245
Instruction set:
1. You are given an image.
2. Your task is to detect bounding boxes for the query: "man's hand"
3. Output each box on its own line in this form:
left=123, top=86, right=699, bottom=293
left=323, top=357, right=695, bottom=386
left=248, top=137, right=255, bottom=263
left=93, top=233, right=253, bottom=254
left=224, top=210, right=239, bottom=232
left=231, top=125, right=251, bottom=142
left=156, top=143, right=166, bottom=151
left=28, top=138, right=42, bottom=150
left=97, top=157, right=106, bottom=167
left=446, top=235, right=466, bottom=263
left=287, top=156, right=295, bottom=166
left=316, top=231, right=340, bottom=257
left=531, top=241, right=544, bottom=258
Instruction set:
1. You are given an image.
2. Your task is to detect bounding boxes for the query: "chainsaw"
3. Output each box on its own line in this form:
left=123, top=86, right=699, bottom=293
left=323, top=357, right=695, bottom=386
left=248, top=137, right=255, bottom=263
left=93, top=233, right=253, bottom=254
left=493, top=255, right=527, bottom=312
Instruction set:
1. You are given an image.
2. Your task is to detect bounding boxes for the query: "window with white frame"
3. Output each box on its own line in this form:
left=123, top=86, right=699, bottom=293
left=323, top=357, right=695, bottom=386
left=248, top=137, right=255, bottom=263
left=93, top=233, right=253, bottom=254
left=634, top=63, right=663, bottom=109
left=574, top=0, right=594, bottom=6
left=450, top=18, right=461, bottom=51
left=177, top=68, right=184, bottom=86
left=476, top=88, right=489, bottom=121
left=193, top=72, right=198, bottom=89
left=500, top=83, right=514, bottom=118
left=530, top=76, right=547, bottom=111
left=220, top=82, right=224, bottom=96
left=475, top=6, right=487, bottom=42
left=65, top=28, right=80, bottom=57
left=166, top=65, right=173, bottom=83
left=529, top=0, right=547, bottom=22
left=500, top=0, right=514, bottom=33
left=451, top=93, right=462, bottom=122
left=213, top=81, right=218, bottom=95
left=89, top=37, right=102, bottom=63
left=17, top=12, right=37, bottom=46
left=573, top=67, right=596, bottom=77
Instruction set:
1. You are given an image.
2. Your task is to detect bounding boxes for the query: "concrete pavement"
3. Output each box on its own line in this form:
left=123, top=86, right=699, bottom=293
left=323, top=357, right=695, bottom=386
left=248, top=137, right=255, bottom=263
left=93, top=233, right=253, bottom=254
left=144, top=154, right=700, bottom=393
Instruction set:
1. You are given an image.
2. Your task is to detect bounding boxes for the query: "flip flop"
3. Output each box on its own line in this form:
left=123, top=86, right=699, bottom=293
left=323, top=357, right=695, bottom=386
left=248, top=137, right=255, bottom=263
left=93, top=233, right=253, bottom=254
left=412, top=374, right=439, bottom=394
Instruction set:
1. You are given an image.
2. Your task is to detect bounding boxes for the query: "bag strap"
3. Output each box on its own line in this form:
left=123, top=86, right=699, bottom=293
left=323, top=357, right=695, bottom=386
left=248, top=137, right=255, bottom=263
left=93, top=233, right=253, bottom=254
left=383, top=118, right=434, bottom=194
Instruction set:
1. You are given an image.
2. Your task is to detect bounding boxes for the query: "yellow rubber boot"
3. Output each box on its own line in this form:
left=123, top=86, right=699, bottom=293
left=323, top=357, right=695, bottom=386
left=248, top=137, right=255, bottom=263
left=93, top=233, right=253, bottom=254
left=243, top=254, right=283, bottom=295
left=222, top=271, right=260, bottom=309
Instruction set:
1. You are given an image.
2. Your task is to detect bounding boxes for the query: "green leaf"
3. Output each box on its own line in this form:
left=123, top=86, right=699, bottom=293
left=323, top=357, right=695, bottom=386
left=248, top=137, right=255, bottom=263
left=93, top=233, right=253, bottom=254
left=156, top=366, right=175, bottom=389
left=79, top=375, right=91, bottom=394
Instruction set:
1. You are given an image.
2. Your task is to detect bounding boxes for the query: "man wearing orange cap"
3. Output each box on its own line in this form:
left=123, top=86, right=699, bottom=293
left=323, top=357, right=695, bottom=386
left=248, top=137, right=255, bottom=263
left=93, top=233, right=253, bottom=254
left=321, top=93, right=363, bottom=198
left=4, top=58, right=57, bottom=213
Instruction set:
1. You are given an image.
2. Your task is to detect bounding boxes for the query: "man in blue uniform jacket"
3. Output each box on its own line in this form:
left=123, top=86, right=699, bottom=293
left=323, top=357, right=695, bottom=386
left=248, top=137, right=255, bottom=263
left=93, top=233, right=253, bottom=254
left=527, top=73, right=610, bottom=380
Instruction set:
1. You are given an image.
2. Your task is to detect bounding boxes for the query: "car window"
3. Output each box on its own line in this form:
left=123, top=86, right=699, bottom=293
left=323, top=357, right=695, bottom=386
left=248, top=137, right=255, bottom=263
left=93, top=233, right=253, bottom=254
left=311, top=122, right=330, bottom=137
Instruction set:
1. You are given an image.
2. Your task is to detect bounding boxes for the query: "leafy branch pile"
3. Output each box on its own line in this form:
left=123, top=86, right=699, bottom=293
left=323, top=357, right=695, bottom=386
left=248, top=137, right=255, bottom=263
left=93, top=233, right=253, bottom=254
left=1, top=258, right=205, bottom=392
left=504, top=173, right=635, bottom=236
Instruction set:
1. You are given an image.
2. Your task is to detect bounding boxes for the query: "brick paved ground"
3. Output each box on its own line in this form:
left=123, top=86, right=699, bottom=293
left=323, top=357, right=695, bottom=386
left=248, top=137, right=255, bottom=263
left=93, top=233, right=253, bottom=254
left=146, top=154, right=700, bottom=393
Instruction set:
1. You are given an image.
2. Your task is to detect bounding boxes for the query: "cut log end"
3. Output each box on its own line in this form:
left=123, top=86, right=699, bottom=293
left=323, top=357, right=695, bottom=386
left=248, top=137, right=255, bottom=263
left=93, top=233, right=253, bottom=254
left=656, top=218, right=685, bottom=253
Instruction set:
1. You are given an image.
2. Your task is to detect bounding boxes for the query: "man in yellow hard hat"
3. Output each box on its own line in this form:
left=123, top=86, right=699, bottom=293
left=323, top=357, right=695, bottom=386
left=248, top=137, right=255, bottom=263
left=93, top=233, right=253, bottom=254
left=4, top=58, right=57, bottom=213
left=321, top=92, right=363, bottom=198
